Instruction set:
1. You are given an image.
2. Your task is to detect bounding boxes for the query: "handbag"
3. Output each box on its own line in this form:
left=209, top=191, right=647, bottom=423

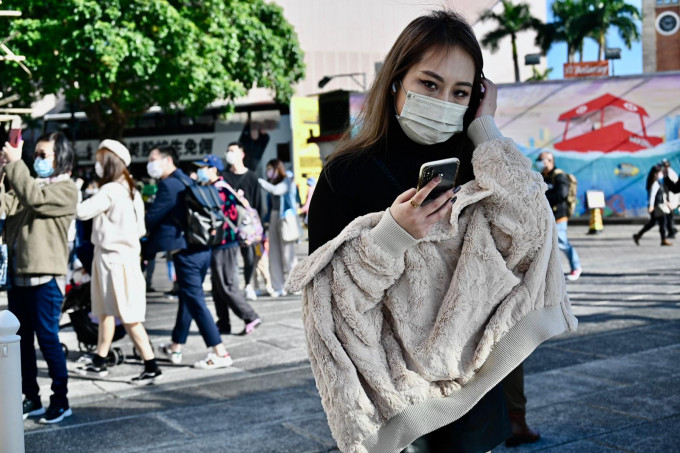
left=654, top=204, right=671, bottom=217
left=281, top=211, right=301, bottom=242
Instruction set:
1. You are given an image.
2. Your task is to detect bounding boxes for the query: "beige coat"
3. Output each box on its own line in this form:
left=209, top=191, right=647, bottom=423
left=286, top=138, right=578, bottom=453
left=77, top=182, right=146, bottom=323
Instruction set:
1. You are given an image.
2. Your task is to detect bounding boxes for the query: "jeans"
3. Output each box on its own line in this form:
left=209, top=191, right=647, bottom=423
left=9, top=279, right=69, bottom=406
left=171, top=248, right=222, bottom=348
left=556, top=221, right=580, bottom=272
left=211, top=246, right=259, bottom=331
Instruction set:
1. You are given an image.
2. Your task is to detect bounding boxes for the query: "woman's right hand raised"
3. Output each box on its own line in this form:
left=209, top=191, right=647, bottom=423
left=389, top=175, right=459, bottom=239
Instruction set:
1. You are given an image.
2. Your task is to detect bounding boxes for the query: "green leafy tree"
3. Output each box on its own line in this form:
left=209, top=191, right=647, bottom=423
left=479, top=0, right=542, bottom=83
left=525, top=66, right=553, bottom=82
left=535, top=0, right=595, bottom=63
left=1, top=0, right=305, bottom=139
left=585, top=0, right=641, bottom=61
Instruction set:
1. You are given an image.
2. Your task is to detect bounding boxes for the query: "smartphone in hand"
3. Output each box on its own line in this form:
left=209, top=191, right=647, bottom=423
left=8, top=128, right=22, bottom=147
left=417, top=157, right=460, bottom=203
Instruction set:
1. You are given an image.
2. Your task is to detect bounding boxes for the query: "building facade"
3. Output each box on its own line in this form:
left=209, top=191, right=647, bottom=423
left=643, top=0, right=680, bottom=72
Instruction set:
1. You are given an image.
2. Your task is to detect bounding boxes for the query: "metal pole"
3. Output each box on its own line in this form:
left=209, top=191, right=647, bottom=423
left=0, top=310, right=25, bottom=453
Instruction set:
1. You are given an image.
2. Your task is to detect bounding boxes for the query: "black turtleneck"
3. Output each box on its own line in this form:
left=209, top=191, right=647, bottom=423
left=308, top=118, right=476, bottom=254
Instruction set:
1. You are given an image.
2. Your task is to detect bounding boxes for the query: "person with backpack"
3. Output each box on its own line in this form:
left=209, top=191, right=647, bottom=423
left=223, top=141, right=264, bottom=301
left=536, top=151, right=582, bottom=281
left=145, top=145, right=233, bottom=369
left=195, top=155, right=262, bottom=335
left=74, top=140, right=162, bottom=384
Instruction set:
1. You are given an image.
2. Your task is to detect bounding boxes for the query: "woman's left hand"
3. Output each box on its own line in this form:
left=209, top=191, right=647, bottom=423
left=475, top=78, right=497, bottom=119
left=2, top=140, right=23, bottom=164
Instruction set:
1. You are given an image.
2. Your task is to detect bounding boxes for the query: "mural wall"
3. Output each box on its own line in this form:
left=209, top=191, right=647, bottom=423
left=496, top=73, right=680, bottom=217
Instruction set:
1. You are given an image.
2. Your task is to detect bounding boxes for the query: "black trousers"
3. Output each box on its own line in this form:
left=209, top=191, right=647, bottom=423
left=211, top=246, right=259, bottom=331
left=637, top=213, right=666, bottom=242
left=501, top=362, right=526, bottom=412
left=240, top=245, right=256, bottom=286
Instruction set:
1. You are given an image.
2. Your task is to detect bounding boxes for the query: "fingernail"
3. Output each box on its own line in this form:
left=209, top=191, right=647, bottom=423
left=435, top=174, right=443, bottom=182
left=453, top=185, right=462, bottom=194
left=450, top=196, right=457, bottom=204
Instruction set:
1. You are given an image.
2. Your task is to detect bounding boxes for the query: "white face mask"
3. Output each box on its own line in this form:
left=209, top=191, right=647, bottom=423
left=147, top=159, right=164, bottom=179
left=94, top=161, right=104, bottom=178
left=535, top=160, right=546, bottom=173
left=396, top=84, right=468, bottom=145
left=225, top=151, right=239, bottom=166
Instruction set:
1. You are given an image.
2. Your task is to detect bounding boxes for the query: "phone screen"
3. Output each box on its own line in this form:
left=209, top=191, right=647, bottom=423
left=8, top=128, right=22, bottom=147
left=417, top=157, right=460, bottom=202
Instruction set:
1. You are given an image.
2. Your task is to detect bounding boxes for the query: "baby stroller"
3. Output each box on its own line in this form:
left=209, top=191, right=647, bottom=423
left=61, top=280, right=127, bottom=367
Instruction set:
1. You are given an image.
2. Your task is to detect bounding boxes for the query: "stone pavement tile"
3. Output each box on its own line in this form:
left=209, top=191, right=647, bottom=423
left=557, top=354, right=677, bottom=387
left=162, top=387, right=325, bottom=435
left=283, top=416, right=336, bottom=449
left=147, top=423, right=330, bottom=453
left=25, top=414, right=188, bottom=453
left=587, top=415, right=680, bottom=453
left=502, top=400, right=642, bottom=449
left=524, top=344, right=603, bottom=374
left=555, top=317, right=649, bottom=339
left=494, top=438, right=622, bottom=453
left=624, top=344, right=680, bottom=372
left=524, top=369, right=623, bottom=409
left=551, top=328, right=680, bottom=358
left=575, top=375, right=680, bottom=421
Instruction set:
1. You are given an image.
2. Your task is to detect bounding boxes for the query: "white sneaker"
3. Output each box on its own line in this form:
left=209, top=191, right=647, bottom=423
left=193, top=352, right=233, bottom=370
left=160, top=343, right=182, bottom=364
left=245, top=284, right=257, bottom=301
left=566, top=268, right=582, bottom=281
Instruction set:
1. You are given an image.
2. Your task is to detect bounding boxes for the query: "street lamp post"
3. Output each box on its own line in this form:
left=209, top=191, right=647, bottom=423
left=318, top=73, right=367, bottom=91
left=605, top=48, right=621, bottom=76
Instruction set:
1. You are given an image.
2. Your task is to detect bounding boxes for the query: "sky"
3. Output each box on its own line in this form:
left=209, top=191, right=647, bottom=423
left=546, top=0, right=643, bottom=79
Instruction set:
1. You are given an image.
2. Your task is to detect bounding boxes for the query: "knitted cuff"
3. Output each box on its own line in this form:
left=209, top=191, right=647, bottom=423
left=369, top=209, right=419, bottom=258
left=467, top=115, right=503, bottom=146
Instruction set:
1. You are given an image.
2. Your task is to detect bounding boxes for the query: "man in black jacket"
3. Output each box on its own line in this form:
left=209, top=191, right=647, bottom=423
left=536, top=151, right=582, bottom=281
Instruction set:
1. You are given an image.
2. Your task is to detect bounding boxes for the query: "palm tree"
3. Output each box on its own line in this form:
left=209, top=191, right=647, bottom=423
left=585, top=0, right=641, bottom=61
left=480, top=0, right=542, bottom=83
left=535, top=0, right=596, bottom=63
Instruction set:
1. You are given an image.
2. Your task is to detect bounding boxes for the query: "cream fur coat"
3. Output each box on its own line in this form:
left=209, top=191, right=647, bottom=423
left=286, top=138, right=578, bottom=453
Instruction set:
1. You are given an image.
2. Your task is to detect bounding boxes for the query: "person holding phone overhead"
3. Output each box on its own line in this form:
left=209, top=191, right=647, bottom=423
left=1, top=132, right=78, bottom=424
left=288, top=10, right=577, bottom=453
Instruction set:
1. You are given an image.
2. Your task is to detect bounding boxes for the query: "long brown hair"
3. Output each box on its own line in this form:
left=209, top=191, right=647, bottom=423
left=332, top=10, right=484, bottom=160
left=97, top=148, right=135, bottom=199
left=266, top=159, right=287, bottom=184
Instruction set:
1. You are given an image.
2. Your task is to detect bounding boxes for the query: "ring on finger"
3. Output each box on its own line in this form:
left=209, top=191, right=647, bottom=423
left=410, top=197, right=421, bottom=208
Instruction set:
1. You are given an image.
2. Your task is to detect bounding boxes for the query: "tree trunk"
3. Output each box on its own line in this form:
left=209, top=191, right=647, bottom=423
left=598, top=32, right=605, bottom=61
left=83, top=102, right=128, bottom=141
left=511, top=34, right=520, bottom=83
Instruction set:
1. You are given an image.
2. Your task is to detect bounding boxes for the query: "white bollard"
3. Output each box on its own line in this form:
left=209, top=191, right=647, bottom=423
left=0, top=310, right=25, bottom=453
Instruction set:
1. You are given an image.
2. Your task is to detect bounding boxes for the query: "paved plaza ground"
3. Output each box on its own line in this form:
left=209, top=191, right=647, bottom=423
left=2, top=223, right=679, bottom=452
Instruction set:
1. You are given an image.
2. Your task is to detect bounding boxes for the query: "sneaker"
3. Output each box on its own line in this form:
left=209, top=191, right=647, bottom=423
left=38, top=403, right=72, bottom=424
left=130, top=369, right=164, bottom=386
left=160, top=343, right=182, bottom=364
left=566, top=268, right=582, bottom=281
left=271, top=289, right=287, bottom=298
left=265, top=286, right=277, bottom=297
left=245, top=284, right=258, bottom=301
left=23, top=398, right=45, bottom=420
left=216, top=322, right=232, bottom=335
left=239, top=318, right=262, bottom=335
left=75, top=353, right=94, bottom=366
left=632, top=233, right=641, bottom=245
left=193, top=352, right=233, bottom=370
left=75, top=363, right=109, bottom=377
left=661, top=240, right=673, bottom=246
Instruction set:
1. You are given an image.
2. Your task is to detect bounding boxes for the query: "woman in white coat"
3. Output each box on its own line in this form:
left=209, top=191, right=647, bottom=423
left=75, top=140, right=162, bottom=385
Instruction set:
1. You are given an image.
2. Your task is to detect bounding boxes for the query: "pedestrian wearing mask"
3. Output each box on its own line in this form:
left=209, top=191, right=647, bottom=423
left=258, top=159, right=299, bottom=297
left=223, top=141, right=263, bottom=301
left=633, top=164, right=673, bottom=246
left=145, top=145, right=233, bottom=369
left=2, top=132, right=78, bottom=423
left=285, top=10, right=577, bottom=453
left=194, top=155, right=262, bottom=335
left=74, top=140, right=162, bottom=384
